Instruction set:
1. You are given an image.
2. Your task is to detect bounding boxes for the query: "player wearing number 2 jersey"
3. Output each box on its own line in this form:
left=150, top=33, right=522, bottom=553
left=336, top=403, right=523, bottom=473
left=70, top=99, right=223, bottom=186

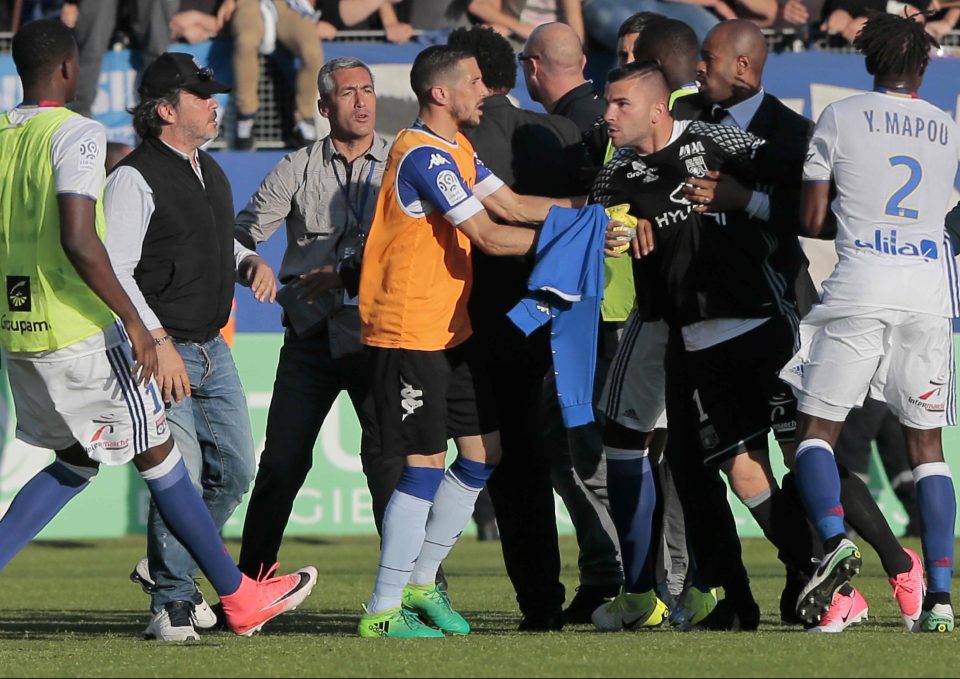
left=782, top=13, right=960, bottom=632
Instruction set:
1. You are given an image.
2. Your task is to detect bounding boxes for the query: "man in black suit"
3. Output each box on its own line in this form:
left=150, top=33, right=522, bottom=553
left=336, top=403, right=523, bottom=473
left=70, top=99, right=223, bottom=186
left=692, top=20, right=817, bottom=312
left=447, top=26, right=585, bottom=631
left=665, top=20, right=818, bottom=628
left=689, top=19, right=919, bottom=628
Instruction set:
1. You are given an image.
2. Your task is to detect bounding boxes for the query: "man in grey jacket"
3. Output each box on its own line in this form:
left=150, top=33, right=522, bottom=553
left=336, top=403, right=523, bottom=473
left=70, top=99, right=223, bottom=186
left=234, top=57, right=402, bottom=577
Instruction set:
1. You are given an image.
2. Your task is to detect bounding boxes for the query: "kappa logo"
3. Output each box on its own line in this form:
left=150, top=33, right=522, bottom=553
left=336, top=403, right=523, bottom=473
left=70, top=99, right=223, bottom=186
left=427, top=153, right=450, bottom=170
left=6, top=276, right=30, bottom=312
left=400, top=379, right=424, bottom=421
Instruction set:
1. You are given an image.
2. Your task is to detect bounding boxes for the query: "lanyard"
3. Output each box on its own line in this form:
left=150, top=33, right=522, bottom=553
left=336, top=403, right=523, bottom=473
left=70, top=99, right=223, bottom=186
left=332, top=156, right=377, bottom=229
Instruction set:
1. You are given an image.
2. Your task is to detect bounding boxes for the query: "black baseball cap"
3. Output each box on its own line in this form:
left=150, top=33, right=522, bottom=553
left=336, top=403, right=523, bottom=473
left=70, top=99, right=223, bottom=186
left=138, top=52, right=232, bottom=98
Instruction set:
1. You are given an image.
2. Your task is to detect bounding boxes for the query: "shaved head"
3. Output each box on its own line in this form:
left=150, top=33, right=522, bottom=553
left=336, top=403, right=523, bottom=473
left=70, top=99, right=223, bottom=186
left=703, top=19, right=767, bottom=75
left=603, top=61, right=672, bottom=151
left=521, top=21, right=588, bottom=109
left=709, top=20, right=767, bottom=74
left=697, top=20, right=767, bottom=105
left=526, top=22, right=584, bottom=72
left=608, top=63, right=671, bottom=104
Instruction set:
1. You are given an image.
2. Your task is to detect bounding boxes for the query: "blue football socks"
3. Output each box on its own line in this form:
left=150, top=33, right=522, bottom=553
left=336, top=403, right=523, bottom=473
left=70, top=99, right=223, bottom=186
left=140, top=449, right=242, bottom=596
left=795, top=439, right=846, bottom=543
left=914, top=462, right=956, bottom=594
left=606, top=448, right=657, bottom=593
left=0, top=461, right=93, bottom=571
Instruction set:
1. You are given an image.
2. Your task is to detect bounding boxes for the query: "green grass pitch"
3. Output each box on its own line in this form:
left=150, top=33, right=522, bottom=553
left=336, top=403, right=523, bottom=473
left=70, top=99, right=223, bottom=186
left=0, top=536, right=955, bottom=677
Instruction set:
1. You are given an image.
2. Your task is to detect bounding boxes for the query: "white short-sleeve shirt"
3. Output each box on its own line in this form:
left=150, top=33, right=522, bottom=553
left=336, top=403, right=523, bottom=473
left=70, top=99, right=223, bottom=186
left=6, top=106, right=107, bottom=199
left=804, top=91, right=960, bottom=317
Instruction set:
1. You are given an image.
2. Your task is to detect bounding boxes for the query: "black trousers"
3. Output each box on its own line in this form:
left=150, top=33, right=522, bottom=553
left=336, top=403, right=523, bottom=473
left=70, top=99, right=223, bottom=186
left=238, top=327, right=403, bottom=577
left=663, top=331, right=753, bottom=601
left=481, top=332, right=566, bottom=617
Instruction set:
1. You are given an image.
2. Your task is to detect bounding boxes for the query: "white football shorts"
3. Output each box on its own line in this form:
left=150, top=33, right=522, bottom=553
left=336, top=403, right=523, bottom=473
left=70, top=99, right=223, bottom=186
left=7, top=324, right=170, bottom=465
left=780, top=305, right=955, bottom=430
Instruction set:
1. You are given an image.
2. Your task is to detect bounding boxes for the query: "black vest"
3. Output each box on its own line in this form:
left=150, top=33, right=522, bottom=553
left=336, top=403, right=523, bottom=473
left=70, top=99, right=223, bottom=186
left=117, top=137, right=235, bottom=343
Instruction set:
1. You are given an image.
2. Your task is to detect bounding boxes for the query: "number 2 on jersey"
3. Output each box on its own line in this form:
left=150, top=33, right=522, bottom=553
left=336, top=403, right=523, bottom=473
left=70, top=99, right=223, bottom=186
left=884, top=156, right=922, bottom=220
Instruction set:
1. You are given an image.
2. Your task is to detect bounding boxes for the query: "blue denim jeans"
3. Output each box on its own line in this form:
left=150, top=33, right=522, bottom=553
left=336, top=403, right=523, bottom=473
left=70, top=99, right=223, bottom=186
left=583, top=0, right=720, bottom=49
left=147, top=335, right=256, bottom=611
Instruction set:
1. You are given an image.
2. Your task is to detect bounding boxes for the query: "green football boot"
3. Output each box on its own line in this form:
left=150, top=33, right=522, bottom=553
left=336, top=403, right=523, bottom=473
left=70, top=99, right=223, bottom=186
left=402, top=583, right=471, bottom=635
left=918, top=604, right=955, bottom=634
left=357, top=605, right=445, bottom=638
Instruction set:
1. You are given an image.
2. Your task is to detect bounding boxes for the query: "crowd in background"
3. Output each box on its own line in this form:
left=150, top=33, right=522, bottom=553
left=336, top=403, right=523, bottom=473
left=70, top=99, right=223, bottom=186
left=0, top=0, right=956, bottom=149
left=0, top=0, right=960, bottom=129
left=2, top=0, right=958, bottom=54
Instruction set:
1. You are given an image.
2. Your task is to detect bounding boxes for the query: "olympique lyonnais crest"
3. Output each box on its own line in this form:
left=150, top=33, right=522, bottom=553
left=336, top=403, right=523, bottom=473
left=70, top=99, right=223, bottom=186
left=684, top=155, right=709, bottom=178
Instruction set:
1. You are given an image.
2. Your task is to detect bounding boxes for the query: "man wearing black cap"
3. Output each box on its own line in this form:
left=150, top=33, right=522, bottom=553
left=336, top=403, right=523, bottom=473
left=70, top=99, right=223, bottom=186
left=103, top=52, right=277, bottom=641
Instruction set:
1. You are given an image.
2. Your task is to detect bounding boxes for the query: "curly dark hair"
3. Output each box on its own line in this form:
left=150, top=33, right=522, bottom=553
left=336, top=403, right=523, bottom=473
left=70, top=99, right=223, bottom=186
left=853, top=11, right=939, bottom=78
left=447, top=26, right=517, bottom=92
left=12, top=19, right=76, bottom=88
left=130, top=90, right=181, bottom=139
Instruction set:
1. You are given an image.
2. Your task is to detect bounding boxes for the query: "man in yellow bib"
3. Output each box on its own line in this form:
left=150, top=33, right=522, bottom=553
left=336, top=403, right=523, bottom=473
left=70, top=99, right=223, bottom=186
left=0, top=19, right=316, bottom=638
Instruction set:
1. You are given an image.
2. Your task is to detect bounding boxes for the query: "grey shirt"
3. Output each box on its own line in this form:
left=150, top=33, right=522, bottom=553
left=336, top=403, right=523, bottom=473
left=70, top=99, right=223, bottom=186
left=235, top=132, right=390, bottom=357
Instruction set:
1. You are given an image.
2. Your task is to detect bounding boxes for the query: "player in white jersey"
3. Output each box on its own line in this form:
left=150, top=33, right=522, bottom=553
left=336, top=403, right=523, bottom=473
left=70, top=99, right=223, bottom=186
left=781, top=13, right=960, bottom=633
